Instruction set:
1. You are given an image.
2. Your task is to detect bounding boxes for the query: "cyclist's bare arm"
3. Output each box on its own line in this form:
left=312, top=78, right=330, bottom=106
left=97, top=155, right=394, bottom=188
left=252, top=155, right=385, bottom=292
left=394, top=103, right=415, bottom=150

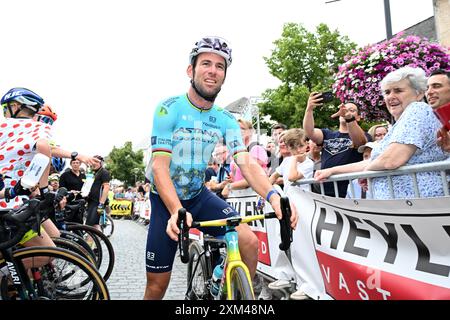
left=50, top=146, right=100, bottom=167
left=35, top=139, right=52, bottom=187
left=152, top=155, right=192, bottom=240
left=99, top=182, right=110, bottom=205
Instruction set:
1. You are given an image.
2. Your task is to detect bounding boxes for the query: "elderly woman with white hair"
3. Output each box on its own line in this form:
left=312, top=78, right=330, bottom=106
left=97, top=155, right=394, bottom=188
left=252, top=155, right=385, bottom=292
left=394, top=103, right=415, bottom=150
left=315, top=66, right=448, bottom=199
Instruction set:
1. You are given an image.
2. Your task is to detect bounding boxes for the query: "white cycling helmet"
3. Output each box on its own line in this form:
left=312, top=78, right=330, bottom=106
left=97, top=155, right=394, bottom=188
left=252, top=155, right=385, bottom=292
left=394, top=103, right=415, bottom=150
left=189, top=36, right=232, bottom=67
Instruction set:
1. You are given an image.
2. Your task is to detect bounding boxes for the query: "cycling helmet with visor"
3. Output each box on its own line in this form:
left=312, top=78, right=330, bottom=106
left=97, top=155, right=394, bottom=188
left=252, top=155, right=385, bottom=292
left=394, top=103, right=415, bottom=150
left=51, top=157, right=66, bottom=173
left=36, top=104, right=58, bottom=125
left=1, top=87, right=45, bottom=118
left=189, top=36, right=232, bottom=67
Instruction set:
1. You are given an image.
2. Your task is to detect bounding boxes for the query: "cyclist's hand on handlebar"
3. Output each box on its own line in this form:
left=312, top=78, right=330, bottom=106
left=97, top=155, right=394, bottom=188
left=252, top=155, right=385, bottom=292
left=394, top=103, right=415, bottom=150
left=270, top=195, right=298, bottom=230
left=4, top=180, right=32, bottom=199
left=166, top=211, right=192, bottom=241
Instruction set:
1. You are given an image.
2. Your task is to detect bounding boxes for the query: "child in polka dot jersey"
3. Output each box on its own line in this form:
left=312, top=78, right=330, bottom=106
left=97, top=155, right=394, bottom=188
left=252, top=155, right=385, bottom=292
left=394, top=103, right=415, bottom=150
left=0, top=87, right=57, bottom=251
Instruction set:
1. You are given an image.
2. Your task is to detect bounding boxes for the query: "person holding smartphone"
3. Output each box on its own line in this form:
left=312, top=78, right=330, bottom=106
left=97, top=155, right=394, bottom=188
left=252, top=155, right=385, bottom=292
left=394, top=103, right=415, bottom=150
left=303, top=91, right=371, bottom=197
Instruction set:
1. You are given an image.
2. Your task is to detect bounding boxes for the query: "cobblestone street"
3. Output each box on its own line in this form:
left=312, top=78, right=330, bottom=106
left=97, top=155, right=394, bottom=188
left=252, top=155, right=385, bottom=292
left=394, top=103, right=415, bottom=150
left=107, top=218, right=187, bottom=300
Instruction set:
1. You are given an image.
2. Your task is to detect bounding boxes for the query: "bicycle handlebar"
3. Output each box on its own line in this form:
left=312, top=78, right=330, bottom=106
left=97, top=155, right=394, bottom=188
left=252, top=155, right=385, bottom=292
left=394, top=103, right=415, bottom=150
left=0, top=199, right=42, bottom=250
left=279, top=196, right=293, bottom=251
left=176, top=195, right=294, bottom=264
left=177, top=208, right=190, bottom=264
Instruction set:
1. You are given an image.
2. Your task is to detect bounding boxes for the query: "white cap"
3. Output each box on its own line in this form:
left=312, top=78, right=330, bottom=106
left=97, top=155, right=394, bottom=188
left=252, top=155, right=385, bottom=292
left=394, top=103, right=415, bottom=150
left=357, top=141, right=377, bottom=153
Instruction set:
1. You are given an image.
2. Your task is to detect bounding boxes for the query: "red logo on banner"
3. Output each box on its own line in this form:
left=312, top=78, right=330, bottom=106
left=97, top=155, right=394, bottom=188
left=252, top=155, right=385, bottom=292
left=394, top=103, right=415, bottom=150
left=189, top=228, right=201, bottom=237
left=316, top=251, right=450, bottom=300
left=255, top=231, right=271, bottom=265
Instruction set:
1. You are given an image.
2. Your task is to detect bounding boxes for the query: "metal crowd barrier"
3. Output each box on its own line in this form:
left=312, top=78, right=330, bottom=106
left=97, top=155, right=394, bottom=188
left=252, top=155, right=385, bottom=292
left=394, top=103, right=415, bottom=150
left=294, top=159, right=450, bottom=199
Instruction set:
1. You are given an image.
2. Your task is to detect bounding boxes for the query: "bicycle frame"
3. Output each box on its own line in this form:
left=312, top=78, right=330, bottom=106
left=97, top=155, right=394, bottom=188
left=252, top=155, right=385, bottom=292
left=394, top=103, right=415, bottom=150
left=100, top=209, right=107, bottom=226
left=223, top=226, right=254, bottom=299
left=179, top=196, right=293, bottom=300
left=0, top=247, right=37, bottom=300
left=193, top=214, right=273, bottom=299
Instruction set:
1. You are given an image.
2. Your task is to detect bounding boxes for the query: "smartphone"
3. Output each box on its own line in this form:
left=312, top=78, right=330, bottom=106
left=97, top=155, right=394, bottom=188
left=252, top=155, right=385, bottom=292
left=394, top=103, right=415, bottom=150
left=321, top=91, right=334, bottom=103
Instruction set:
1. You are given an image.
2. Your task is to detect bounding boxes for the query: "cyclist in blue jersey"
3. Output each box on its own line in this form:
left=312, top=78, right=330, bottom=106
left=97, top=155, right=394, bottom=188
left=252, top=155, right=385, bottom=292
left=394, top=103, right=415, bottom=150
left=144, top=36, right=298, bottom=300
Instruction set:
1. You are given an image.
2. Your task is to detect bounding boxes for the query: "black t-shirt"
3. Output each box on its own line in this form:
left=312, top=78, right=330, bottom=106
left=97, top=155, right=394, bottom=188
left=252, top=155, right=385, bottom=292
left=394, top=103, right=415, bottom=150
left=320, top=129, right=372, bottom=197
left=204, top=167, right=217, bottom=183
left=88, top=167, right=111, bottom=203
left=59, top=170, right=86, bottom=192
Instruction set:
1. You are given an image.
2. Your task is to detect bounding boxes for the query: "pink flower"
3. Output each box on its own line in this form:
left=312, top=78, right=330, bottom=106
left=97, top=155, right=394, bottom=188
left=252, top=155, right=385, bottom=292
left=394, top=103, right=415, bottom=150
left=332, top=35, right=450, bottom=121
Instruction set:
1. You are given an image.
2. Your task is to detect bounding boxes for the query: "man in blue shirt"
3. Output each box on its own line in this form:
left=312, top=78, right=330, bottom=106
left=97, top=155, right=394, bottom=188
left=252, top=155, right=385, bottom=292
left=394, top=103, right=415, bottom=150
left=303, top=92, right=371, bottom=197
left=144, top=36, right=298, bottom=300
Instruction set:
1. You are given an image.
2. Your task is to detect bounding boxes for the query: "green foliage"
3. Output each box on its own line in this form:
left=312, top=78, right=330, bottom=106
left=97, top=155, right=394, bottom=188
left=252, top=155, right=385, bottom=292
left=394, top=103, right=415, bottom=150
left=105, top=141, right=145, bottom=187
left=260, top=23, right=357, bottom=129
left=259, top=84, right=339, bottom=130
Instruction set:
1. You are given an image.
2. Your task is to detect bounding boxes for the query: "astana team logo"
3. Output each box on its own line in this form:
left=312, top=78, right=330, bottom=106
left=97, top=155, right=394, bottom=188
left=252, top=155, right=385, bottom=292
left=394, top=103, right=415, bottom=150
left=157, top=106, right=168, bottom=117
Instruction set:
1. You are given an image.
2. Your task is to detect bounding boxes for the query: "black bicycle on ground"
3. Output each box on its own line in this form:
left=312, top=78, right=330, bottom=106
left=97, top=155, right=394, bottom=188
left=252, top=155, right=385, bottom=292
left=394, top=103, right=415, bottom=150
left=0, top=199, right=110, bottom=300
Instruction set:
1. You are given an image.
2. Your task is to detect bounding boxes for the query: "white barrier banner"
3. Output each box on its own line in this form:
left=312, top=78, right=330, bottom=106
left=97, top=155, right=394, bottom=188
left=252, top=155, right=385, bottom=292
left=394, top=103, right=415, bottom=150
left=291, top=188, right=450, bottom=300
left=224, top=188, right=285, bottom=279
left=133, top=200, right=151, bottom=220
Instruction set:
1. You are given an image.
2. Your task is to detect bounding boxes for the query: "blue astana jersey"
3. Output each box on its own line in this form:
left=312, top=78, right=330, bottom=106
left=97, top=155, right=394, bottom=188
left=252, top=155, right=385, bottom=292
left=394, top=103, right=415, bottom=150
left=150, top=94, right=247, bottom=200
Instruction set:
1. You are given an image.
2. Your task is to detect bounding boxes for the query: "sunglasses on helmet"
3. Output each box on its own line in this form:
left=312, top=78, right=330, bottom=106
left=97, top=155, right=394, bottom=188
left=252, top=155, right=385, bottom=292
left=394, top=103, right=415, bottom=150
left=36, top=115, right=54, bottom=125
left=195, top=37, right=232, bottom=56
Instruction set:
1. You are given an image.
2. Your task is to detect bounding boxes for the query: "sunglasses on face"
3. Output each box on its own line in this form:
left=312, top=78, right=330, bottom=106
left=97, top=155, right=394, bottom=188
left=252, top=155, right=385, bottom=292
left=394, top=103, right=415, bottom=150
left=36, top=115, right=54, bottom=125
left=2, top=103, right=9, bottom=116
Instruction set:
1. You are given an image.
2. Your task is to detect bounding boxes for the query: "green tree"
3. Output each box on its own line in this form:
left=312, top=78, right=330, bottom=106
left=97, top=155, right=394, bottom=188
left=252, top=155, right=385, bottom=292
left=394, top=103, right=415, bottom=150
left=259, top=23, right=357, bottom=130
left=106, top=141, right=145, bottom=187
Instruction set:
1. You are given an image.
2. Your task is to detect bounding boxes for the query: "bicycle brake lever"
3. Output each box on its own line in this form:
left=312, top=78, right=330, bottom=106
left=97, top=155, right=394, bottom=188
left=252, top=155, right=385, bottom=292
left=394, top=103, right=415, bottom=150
left=279, top=197, right=293, bottom=251
left=177, top=208, right=190, bottom=264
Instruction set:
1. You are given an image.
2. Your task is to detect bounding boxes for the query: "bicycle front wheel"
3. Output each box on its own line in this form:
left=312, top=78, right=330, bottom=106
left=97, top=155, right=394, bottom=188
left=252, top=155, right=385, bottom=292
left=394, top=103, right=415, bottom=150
left=65, top=224, right=115, bottom=282
left=186, top=241, right=211, bottom=300
left=5, top=246, right=109, bottom=300
left=229, top=266, right=254, bottom=300
left=101, top=215, right=115, bottom=238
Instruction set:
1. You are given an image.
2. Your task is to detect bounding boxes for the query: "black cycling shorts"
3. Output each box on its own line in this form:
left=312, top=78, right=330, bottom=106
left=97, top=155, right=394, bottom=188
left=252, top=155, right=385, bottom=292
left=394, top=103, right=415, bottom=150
left=145, top=187, right=239, bottom=273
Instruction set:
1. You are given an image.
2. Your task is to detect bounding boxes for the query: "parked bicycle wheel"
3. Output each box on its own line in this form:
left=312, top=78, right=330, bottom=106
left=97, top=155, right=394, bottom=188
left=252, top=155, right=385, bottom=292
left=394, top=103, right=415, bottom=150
left=59, top=230, right=97, bottom=268
left=0, top=246, right=109, bottom=300
left=65, top=224, right=115, bottom=282
left=186, top=241, right=211, bottom=300
left=229, top=266, right=254, bottom=300
left=51, top=237, right=96, bottom=267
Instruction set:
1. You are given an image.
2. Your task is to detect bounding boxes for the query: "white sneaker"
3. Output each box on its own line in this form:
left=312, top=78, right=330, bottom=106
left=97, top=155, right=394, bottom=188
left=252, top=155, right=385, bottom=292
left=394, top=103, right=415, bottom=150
left=268, top=279, right=291, bottom=290
left=290, top=290, right=310, bottom=300
left=257, top=286, right=272, bottom=300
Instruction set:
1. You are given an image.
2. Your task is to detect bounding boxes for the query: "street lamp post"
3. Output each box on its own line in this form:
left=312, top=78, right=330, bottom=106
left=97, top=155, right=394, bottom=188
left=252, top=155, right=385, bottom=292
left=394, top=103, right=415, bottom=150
left=325, top=0, right=393, bottom=40
left=132, top=168, right=140, bottom=185
left=249, top=96, right=265, bottom=143
left=383, top=0, right=393, bottom=39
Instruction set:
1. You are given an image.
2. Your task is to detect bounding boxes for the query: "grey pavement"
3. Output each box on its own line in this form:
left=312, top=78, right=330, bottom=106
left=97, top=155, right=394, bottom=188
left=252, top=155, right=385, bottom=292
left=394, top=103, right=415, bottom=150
left=107, top=218, right=187, bottom=300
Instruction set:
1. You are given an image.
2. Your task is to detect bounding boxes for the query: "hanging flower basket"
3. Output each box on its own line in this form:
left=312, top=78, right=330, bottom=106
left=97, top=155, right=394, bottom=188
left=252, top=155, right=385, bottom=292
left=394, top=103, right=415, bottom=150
left=332, top=34, right=450, bottom=122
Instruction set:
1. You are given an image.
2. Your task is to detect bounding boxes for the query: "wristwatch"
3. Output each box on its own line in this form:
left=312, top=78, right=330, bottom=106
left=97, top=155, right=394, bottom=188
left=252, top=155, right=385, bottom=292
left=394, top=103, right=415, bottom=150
left=71, top=151, right=79, bottom=161
left=345, top=116, right=356, bottom=123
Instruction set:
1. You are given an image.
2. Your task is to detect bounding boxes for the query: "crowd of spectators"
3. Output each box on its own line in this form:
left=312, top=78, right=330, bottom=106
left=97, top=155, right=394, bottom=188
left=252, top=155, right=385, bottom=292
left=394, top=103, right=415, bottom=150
left=203, top=67, right=450, bottom=300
